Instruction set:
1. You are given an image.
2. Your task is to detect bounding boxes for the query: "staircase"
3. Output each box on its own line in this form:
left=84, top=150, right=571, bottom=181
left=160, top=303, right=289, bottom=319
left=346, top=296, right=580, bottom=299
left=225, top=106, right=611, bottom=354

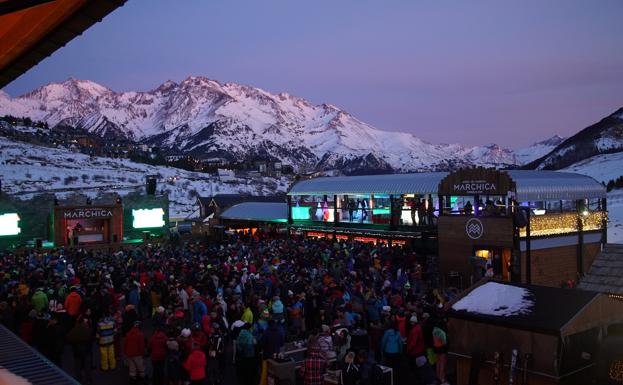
left=578, top=244, right=623, bottom=294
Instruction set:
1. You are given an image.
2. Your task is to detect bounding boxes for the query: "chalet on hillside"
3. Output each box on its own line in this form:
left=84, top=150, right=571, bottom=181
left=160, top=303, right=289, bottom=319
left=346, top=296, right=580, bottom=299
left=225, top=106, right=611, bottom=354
left=75, top=135, right=101, bottom=149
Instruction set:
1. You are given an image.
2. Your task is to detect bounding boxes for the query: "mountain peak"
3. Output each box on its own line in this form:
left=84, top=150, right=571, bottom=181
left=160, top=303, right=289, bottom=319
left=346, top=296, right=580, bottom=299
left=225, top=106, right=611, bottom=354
left=181, top=76, right=221, bottom=87
left=533, top=135, right=564, bottom=147
left=154, top=79, right=178, bottom=93
left=19, top=78, right=111, bottom=100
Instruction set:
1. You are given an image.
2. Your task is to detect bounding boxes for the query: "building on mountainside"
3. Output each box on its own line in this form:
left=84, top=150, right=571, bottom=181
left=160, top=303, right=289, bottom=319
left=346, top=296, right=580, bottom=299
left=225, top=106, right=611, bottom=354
left=286, top=167, right=608, bottom=288
left=103, top=140, right=134, bottom=158
left=446, top=279, right=623, bottom=385
left=217, top=168, right=236, bottom=182
left=200, top=157, right=229, bottom=167
left=165, top=154, right=186, bottom=163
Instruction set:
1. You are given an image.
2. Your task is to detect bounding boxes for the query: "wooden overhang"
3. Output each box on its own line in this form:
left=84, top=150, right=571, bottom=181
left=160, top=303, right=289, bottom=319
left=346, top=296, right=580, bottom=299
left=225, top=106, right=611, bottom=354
left=0, top=0, right=127, bottom=88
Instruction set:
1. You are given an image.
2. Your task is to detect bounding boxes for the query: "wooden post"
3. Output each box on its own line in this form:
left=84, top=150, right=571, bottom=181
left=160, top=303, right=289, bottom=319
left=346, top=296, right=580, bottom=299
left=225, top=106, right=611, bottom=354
left=577, top=200, right=584, bottom=277
left=526, top=208, right=531, bottom=284
left=602, top=197, right=608, bottom=244
left=334, top=194, right=338, bottom=228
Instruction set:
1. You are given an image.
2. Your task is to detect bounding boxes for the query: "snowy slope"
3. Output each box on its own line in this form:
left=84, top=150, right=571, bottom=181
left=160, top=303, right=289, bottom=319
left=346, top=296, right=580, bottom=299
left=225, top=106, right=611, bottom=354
left=607, top=191, right=623, bottom=244
left=526, top=107, right=623, bottom=171
left=1, top=77, right=554, bottom=173
left=514, top=135, right=565, bottom=165
left=0, top=137, right=288, bottom=218
left=561, top=153, right=623, bottom=244
left=562, top=151, right=623, bottom=184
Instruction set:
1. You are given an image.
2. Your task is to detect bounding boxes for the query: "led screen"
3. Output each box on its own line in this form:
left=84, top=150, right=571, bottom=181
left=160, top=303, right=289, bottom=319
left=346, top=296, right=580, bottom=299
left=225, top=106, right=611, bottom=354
left=291, top=206, right=311, bottom=220
left=132, top=208, right=165, bottom=229
left=0, top=213, right=21, bottom=236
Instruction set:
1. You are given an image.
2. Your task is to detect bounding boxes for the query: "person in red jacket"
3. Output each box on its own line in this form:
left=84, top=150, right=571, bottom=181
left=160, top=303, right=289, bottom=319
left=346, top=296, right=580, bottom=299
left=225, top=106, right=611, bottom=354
left=149, top=326, right=168, bottom=385
left=64, top=287, right=82, bottom=320
left=124, top=321, right=146, bottom=384
left=183, top=343, right=207, bottom=385
left=407, top=315, right=428, bottom=380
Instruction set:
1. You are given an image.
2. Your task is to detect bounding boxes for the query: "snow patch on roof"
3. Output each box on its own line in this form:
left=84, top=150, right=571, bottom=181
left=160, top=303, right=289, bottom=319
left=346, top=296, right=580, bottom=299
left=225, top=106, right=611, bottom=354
left=452, top=282, right=534, bottom=317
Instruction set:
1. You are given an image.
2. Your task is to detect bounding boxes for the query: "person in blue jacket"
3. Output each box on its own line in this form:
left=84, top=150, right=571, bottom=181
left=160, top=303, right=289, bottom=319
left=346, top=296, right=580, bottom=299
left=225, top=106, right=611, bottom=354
left=380, top=322, right=403, bottom=371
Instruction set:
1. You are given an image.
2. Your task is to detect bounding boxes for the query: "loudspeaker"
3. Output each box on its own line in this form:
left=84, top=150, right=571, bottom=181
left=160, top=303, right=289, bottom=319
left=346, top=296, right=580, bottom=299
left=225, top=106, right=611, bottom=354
left=35, top=238, right=42, bottom=248
left=146, top=176, right=157, bottom=195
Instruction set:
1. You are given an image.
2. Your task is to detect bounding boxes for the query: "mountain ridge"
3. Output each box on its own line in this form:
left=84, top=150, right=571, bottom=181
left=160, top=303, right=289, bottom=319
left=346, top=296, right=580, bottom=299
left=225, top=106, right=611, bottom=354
left=1, top=77, right=564, bottom=174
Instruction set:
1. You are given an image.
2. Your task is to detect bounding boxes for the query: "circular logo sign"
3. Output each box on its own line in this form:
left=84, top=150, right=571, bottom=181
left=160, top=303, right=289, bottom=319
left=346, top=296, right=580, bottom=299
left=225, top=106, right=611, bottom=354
left=465, top=218, right=484, bottom=239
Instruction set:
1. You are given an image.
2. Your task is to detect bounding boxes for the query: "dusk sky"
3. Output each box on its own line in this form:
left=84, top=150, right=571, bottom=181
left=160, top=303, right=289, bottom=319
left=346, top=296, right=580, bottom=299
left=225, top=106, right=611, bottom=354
left=3, top=0, right=623, bottom=148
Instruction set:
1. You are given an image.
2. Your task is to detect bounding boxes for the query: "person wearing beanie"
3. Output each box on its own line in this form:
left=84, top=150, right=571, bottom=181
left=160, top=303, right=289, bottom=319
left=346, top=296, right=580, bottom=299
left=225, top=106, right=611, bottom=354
left=206, top=322, right=225, bottom=385
left=183, top=343, right=207, bottom=385
left=166, top=338, right=182, bottom=385
left=407, top=314, right=428, bottom=376
left=124, top=321, right=146, bottom=384
left=341, top=351, right=361, bottom=385
left=66, top=317, right=93, bottom=384
left=149, top=326, right=168, bottom=385
left=31, top=288, right=49, bottom=314
left=317, top=325, right=335, bottom=360
left=96, top=310, right=117, bottom=371
left=258, top=319, right=285, bottom=385
left=235, top=323, right=257, bottom=385
left=299, top=341, right=328, bottom=385
left=152, top=306, right=166, bottom=330
left=381, top=322, right=403, bottom=371
left=64, top=287, right=82, bottom=319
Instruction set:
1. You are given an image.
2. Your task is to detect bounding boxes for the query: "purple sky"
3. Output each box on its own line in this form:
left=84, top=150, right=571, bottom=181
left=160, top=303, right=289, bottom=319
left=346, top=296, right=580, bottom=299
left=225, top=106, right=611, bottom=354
left=3, top=0, right=623, bottom=148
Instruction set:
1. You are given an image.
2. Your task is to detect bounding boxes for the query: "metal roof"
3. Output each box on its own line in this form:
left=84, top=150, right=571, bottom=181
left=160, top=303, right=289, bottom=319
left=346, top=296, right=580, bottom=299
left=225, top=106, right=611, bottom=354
left=507, top=170, right=606, bottom=201
left=220, top=202, right=288, bottom=223
left=289, top=172, right=446, bottom=196
left=288, top=170, right=606, bottom=201
left=0, top=324, right=79, bottom=385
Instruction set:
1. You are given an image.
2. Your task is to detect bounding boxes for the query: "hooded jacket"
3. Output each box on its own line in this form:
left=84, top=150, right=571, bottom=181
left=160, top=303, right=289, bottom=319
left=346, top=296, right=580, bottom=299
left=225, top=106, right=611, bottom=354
left=183, top=349, right=206, bottom=380
left=124, top=326, right=146, bottom=357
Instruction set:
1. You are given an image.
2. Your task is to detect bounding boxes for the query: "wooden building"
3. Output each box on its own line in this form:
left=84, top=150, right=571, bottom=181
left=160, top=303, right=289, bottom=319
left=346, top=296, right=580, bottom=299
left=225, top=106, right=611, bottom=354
left=446, top=279, right=623, bottom=385
left=287, top=168, right=607, bottom=287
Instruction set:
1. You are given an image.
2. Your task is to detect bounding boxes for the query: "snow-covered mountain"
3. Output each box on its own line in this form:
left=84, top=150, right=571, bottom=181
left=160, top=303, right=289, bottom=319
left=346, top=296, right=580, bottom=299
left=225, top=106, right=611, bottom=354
left=524, top=108, right=623, bottom=171
left=0, top=77, right=559, bottom=173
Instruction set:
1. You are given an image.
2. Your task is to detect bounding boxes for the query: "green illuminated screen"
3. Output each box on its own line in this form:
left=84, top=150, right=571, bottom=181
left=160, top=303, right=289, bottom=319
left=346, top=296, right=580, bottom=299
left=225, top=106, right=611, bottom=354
left=291, top=206, right=311, bottom=220
left=0, top=213, right=21, bottom=236
left=132, top=208, right=165, bottom=229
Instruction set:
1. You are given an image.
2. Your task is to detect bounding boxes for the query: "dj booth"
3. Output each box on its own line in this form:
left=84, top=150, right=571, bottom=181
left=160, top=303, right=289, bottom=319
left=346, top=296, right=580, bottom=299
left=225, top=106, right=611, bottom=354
left=267, top=341, right=393, bottom=385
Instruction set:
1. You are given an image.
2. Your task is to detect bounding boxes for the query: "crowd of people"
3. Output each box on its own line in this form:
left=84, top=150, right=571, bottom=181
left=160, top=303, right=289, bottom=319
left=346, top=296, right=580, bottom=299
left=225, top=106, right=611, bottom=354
left=0, top=232, right=455, bottom=385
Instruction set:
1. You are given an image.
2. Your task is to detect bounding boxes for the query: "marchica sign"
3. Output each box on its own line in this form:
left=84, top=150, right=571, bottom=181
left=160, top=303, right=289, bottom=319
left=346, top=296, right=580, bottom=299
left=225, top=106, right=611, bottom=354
left=438, top=168, right=515, bottom=197
left=453, top=180, right=497, bottom=195
left=63, top=208, right=113, bottom=219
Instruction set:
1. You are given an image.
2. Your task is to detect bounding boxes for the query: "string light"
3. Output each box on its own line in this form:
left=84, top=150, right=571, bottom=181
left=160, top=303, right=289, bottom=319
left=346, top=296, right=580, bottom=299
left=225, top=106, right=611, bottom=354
left=520, top=211, right=607, bottom=237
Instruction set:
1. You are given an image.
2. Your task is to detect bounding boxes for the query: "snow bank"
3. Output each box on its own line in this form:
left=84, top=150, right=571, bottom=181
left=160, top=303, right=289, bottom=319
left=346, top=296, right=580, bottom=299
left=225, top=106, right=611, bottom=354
left=608, top=191, right=623, bottom=244
left=452, top=282, right=534, bottom=317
